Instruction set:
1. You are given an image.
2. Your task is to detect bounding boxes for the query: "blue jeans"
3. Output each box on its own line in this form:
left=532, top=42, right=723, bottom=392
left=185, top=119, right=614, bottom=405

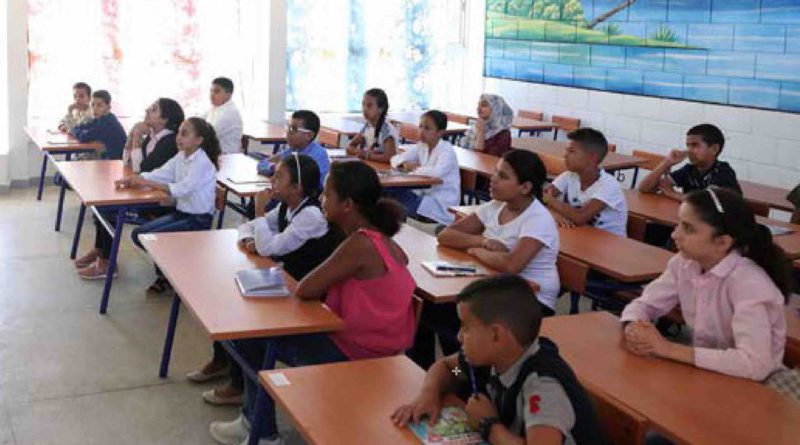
left=386, top=189, right=422, bottom=217
left=131, top=211, right=213, bottom=276
left=238, top=334, right=348, bottom=439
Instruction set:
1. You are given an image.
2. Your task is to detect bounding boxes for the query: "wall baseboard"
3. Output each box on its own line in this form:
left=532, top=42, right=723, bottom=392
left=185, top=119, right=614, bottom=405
left=0, top=175, right=55, bottom=193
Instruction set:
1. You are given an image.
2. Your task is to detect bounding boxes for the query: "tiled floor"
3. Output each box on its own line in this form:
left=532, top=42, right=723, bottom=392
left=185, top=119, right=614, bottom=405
left=0, top=185, right=303, bottom=445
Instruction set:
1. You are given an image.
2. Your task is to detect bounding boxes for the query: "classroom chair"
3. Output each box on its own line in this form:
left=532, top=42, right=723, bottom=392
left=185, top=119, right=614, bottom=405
left=556, top=255, right=589, bottom=315
left=626, top=214, right=648, bottom=243
left=318, top=127, right=342, bottom=148
left=444, top=111, right=471, bottom=125
left=552, top=115, right=580, bottom=140
left=518, top=109, right=544, bottom=121
left=588, top=392, right=648, bottom=445
left=460, top=170, right=479, bottom=205
left=398, top=123, right=421, bottom=144
left=241, top=135, right=251, bottom=155
left=539, top=153, right=568, bottom=177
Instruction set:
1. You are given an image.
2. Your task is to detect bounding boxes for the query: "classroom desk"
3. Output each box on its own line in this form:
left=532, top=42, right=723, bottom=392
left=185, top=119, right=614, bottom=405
left=512, top=116, right=559, bottom=136
left=448, top=205, right=671, bottom=283
left=624, top=189, right=800, bottom=260
left=394, top=224, right=496, bottom=303
left=242, top=120, right=287, bottom=152
left=453, top=146, right=498, bottom=177
left=142, top=229, right=343, bottom=444
left=215, top=153, right=270, bottom=228
left=25, top=125, right=102, bottom=201
left=740, top=180, right=794, bottom=213
left=512, top=137, right=647, bottom=185
left=261, top=355, right=424, bottom=445
left=387, top=111, right=471, bottom=138
left=54, top=160, right=166, bottom=313
left=366, top=160, right=443, bottom=188
left=541, top=312, right=800, bottom=445
left=786, top=295, right=800, bottom=368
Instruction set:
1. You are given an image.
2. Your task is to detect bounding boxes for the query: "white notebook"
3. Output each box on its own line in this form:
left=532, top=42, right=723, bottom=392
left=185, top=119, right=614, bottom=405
left=235, top=267, right=289, bottom=298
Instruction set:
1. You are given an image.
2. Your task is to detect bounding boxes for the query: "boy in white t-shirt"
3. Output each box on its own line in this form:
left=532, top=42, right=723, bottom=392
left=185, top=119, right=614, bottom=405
left=543, top=128, right=628, bottom=237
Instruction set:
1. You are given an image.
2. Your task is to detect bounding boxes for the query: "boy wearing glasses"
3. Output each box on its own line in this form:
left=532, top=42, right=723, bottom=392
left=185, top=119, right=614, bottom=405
left=258, top=110, right=329, bottom=190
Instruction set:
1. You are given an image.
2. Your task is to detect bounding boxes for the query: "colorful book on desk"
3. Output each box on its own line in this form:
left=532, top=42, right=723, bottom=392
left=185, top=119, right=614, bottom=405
left=235, top=267, right=289, bottom=298
left=422, top=261, right=486, bottom=277
left=408, top=406, right=486, bottom=445
left=765, top=224, right=793, bottom=236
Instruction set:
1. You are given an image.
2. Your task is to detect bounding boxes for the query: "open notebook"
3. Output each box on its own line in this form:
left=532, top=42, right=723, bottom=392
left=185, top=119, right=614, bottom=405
left=408, top=406, right=486, bottom=445
left=234, top=267, right=289, bottom=298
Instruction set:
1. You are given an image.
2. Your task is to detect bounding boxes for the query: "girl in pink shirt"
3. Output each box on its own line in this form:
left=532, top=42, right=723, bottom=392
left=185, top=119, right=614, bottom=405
left=621, top=187, right=795, bottom=381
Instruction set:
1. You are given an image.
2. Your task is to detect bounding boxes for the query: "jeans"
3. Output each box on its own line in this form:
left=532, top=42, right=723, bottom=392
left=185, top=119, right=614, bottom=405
left=212, top=341, right=243, bottom=391
left=238, top=333, right=348, bottom=439
left=131, top=211, right=214, bottom=276
left=385, top=189, right=422, bottom=218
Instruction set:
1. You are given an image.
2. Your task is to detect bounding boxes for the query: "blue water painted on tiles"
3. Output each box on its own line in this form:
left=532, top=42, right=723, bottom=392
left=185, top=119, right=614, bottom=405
left=485, top=0, right=800, bottom=112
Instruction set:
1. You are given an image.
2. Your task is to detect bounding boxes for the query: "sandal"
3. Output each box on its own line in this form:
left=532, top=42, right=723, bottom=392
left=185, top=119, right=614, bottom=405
left=75, top=250, right=100, bottom=269
left=147, top=277, right=172, bottom=293
left=78, top=261, right=118, bottom=281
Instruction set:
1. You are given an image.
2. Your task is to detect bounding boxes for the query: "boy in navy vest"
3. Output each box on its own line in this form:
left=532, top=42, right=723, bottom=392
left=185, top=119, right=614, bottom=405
left=393, top=275, right=605, bottom=445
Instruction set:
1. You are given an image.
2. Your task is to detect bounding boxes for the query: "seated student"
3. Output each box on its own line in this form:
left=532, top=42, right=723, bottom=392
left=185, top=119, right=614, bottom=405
left=256, top=110, right=329, bottom=190
left=346, top=88, right=398, bottom=163
left=189, top=154, right=343, bottom=406
left=393, top=274, right=604, bottom=445
left=461, top=93, right=514, bottom=157
left=115, top=117, right=220, bottom=291
left=638, top=124, right=742, bottom=201
left=389, top=110, right=461, bottom=226
left=621, top=187, right=795, bottom=383
left=209, top=161, right=416, bottom=445
left=75, top=98, right=184, bottom=279
left=789, top=183, right=800, bottom=224
left=69, top=90, right=127, bottom=160
left=409, top=150, right=558, bottom=370
left=203, top=77, right=243, bottom=155
left=543, top=128, right=627, bottom=236
left=58, top=82, right=93, bottom=132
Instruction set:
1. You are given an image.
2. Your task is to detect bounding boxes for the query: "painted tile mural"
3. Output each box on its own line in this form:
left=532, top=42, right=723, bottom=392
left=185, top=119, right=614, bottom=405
left=484, top=0, right=800, bottom=113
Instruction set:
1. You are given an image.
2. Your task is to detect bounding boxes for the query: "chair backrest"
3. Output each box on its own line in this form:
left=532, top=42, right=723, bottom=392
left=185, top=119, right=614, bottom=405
left=445, top=111, right=471, bottom=125
left=588, top=392, right=648, bottom=445
left=214, top=185, right=227, bottom=212
left=398, top=123, right=421, bottom=143
left=552, top=115, right=580, bottom=132
left=747, top=201, right=770, bottom=218
left=557, top=255, right=589, bottom=295
left=317, top=127, right=342, bottom=148
left=626, top=214, right=648, bottom=242
left=538, top=153, right=568, bottom=177
left=518, top=109, right=544, bottom=121
left=631, top=149, right=665, bottom=171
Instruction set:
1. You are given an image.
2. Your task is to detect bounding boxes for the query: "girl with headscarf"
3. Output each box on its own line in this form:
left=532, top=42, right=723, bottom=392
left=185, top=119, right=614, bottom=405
left=462, top=94, right=514, bottom=156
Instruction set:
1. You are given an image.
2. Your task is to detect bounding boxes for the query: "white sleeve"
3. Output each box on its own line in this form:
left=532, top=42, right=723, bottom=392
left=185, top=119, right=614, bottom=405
left=254, top=207, right=329, bottom=257
left=140, top=154, right=177, bottom=183
left=237, top=220, right=256, bottom=241
left=166, top=158, right=216, bottom=199
left=473, top=201, right=498, bottom=226
left=519, top=208, right=558, bottom=250
left=551, top=172, right=570, bottom=194
left=414, top=145, right=458, bottom=178
left=390, top=144, right=417, bottom=168
left=590, top=176, right=626, bottom=211
left=265, top=206, right=280, bottom=233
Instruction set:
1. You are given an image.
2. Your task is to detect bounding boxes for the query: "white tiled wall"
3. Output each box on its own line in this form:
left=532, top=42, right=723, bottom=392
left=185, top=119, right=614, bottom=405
left=483, top=78, right=800, bottom=188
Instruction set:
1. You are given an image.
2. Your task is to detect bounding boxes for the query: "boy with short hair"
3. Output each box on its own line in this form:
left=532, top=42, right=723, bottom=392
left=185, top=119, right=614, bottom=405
left=638, top=123, right=741, bottom=201
left=257, top=110, right=329, bottom=190
left=543, top=128, right=628, bottom=236
left=203, top=77, right=243, bottom=154
left=69, top=90, right=127, bottom=160
left=392, top=275, right=604, bottom=445
left=58, top=82, right=93, bottom=132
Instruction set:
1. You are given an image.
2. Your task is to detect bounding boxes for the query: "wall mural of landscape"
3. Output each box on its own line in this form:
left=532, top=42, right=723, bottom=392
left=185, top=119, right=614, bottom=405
left=484, top=0, right=800, bottom=112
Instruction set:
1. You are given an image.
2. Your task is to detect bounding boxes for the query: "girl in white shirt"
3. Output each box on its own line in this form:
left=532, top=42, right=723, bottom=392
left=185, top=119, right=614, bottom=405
left=113, top=117, right=220, bottom=292
left=389, top=110, right=461, bottom=225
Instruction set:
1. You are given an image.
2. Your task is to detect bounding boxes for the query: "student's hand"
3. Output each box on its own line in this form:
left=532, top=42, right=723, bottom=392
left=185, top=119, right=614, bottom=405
left=554, top=214, right=575, bottom=228
left=115, top=177, right=133, bottom=188
left=125, top=174, right=146, bottom=187
left=481, top=238, right=508, bottom=252
left=254, top=188, right=275, bottom=213
left=465, top=393, right=498, bottom=431
left=467, top=247, right=487, bottom=257
left=391, top=391, right=442, bottom=426
left=474, top=119, right=486, bottom=135
left=624, top=321, right=666, bottom=356
left=657, top=176, right=674, bottom=195
left=665, top=149, right=687, bottom=166
left=401, top=161, right=420, bottom=172
left=243, top=239, right=257, bottom=254
left=57, top=123, right=67, bottom=132
left=130, top=122, right=149, bottom=140
left=345, top=145, right=359, bottom=156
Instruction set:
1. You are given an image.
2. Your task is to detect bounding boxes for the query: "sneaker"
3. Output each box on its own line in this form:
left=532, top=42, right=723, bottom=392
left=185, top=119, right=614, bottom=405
left=203, top=387, right=244, bottom=406
left=78, top=261, right=118, bottom=281
left=238, top=435, right=284, bottom=445
left=210, top=414, right=250, bottom=445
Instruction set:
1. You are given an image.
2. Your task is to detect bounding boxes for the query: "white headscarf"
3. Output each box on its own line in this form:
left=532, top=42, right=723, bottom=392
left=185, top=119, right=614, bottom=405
left=462, top=94, right=514, bottom=149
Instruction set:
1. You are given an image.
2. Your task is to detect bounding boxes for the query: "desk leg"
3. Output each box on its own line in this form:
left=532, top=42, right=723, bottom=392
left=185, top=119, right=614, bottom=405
left=248, top=340, right=279, bottom=445
left=36, top=154, right=48, bottom=201
left=99, top=208, right=126, bottom=314
left=630, top=167, right=640, bottom=189
left=69, top=204, right=86, bottom=259
left=216, top=189, right=228, bottom=230
left=159, top=293, right=181, bottom=378
left=55, top=180, right=67, bottom=232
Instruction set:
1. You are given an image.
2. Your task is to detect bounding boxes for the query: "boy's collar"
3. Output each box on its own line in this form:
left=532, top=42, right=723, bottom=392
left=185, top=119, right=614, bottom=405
left=492, top=339, right=540, bottom=388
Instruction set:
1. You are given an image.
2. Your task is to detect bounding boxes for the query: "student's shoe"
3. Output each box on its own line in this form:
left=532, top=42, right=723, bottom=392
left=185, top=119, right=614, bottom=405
left=203, top=388, right=244, bottom=406
left=147, top=277, right=172, bottom=294
left=74, top=250, right=99, bottom=269
left=238, top=435, right=284, bottom=445
left=186, top=366, right=230, bottom=384
left=210, top=414, right=250, bottom=445
left=78, top=262, right=118, bottom=281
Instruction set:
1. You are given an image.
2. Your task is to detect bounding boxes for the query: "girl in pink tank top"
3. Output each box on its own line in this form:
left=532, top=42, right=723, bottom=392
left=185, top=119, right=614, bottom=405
left=295, top=161, right=416, bottom=359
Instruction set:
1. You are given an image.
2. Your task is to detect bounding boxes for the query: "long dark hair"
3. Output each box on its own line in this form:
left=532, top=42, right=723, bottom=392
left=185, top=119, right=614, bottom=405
left=185, top=117, right=221, bottom=169
left=328, top=162, right=405, bottom=236
left=365, top=88, right=389, bottom=149
left=685, top=188, right=796, bottom=298
left=501, top=149, right=546, bottom=201
left=158, top=98, right=185, bottom=132
left=281, top=153, right=321, bottom=199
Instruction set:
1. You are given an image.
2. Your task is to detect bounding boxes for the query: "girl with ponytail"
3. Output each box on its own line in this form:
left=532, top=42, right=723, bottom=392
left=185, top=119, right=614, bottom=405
left=622, top=187, right=796, bottom=382
left=346, top=88, right=398, bottom=163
